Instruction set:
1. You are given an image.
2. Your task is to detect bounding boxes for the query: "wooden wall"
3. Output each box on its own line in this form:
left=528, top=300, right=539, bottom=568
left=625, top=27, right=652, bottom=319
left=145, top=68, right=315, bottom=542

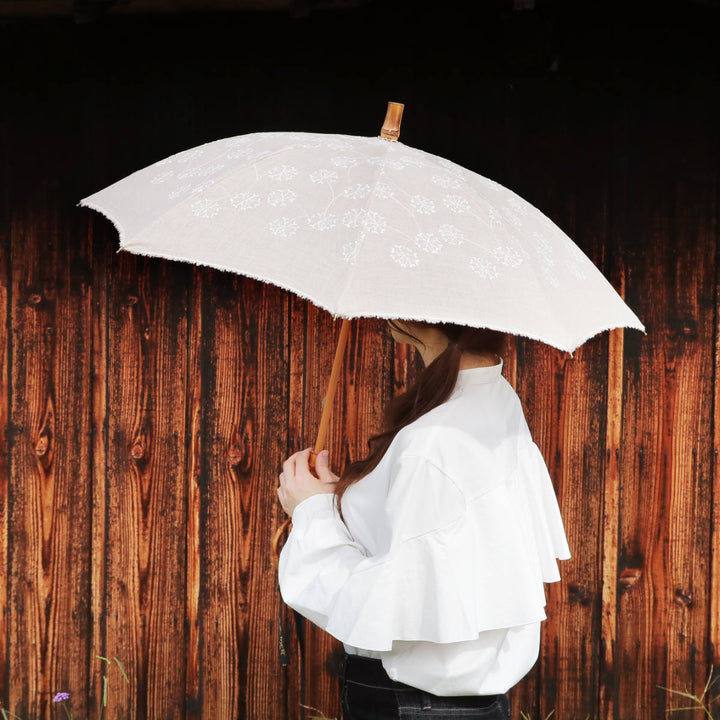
left=1, top=4, right=719, bottom=719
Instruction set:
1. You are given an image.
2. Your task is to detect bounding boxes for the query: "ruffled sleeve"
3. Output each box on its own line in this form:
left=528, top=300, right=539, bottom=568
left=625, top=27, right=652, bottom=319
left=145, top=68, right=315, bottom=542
left=278, top=446, right=569, bottom=652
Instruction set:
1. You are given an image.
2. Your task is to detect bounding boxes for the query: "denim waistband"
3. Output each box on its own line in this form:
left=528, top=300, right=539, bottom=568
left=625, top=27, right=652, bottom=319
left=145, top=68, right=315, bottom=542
left=341, top=653, right=502, bottom=708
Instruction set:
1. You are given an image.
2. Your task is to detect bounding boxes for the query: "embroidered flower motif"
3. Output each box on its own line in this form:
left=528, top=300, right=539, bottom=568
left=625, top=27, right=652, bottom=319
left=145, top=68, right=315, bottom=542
left=308, top=213, right=337, bottom=231
left=437, top=158, right=465, bottom=176
left=414, top=233, right=442, bottom=253
left=178, top=164, right=225, bottom=180
left=191, top=198, right=221, bottom=218
left=343, top=184, right=371, bottom=200
left=564, top=244, right=588, bottom=280
left=492, top=246, right=524, bottom=267
left=168, top=184, right=192, bottom=200
left=343, top=239, right=360, bottom=264
left=190, top=180, right=216, bottom=195
left=225, top=147, right=255, bottom=160
left=175, top=148, right=205, bottom=164
left=443, top=195, right=471, bottom=213
left=225, top=136, right=252, bottom=148
left=439, top=224, right=465, bottom=245
left=230, top=193, right=261, bottom=210
left=331, top=155, right=359, bottom=168
left=268, top=217, right=298, bottom=237
left=470, top=257, right=499, bottom=279
left=151, top=170, right=174, bottom=184
left=310, top=169, right=339, bottom=184
left=372, top=183, right=394, bottom=199
left=268, top=165, right=298, bottom=181
left=367, top=156, right=406, bottom=170
left=476, top=176, right=502, bottom=192
left=410, top=195, right=436, bottom=215
left=532, top=231, right=554, bottom=263
left=390, top=245, right=419, bottom=268
left=502, top=208, right=524, bottom=229
left=489, top=206, right=503, bottom=225
left=399, top=156, right=425, bottom=168
left=506, top=195, right=529, bottom=214
left=431, top=175, right=462, bottom=189
left=342, top=209, right=387, bottom=234
left=267, top=189, right=297, bottom=207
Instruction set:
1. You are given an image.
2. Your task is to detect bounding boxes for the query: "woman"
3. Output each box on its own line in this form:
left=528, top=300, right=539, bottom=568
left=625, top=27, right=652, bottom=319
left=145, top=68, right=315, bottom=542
left=277, top=321, right=570, bottom=720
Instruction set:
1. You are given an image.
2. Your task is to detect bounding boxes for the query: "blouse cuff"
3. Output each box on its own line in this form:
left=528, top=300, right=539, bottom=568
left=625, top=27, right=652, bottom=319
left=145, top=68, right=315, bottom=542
left=291, top=492, right=337, bottom=527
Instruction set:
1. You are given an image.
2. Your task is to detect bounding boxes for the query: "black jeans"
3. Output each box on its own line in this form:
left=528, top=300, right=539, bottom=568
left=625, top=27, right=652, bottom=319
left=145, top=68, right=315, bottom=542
left=340, top=654, right=510, bottom=720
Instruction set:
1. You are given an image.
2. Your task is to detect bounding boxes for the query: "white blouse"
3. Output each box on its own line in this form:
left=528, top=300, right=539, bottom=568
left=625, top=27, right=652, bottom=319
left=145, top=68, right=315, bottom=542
left=278, top=361, right=570, bottom=696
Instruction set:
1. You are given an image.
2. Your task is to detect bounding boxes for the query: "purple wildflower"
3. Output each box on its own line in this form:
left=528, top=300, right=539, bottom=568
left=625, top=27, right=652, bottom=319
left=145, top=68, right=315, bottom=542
left=53, top=692, right=70, bottom=703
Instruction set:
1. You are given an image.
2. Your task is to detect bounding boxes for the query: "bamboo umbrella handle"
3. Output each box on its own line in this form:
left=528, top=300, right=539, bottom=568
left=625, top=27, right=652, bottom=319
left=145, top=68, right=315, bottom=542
left=272, top=317, right=352, bottom=564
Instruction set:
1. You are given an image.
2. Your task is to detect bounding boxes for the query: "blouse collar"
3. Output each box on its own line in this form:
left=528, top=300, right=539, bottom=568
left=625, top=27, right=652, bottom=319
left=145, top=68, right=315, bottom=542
left=454, top=359, right=504, bottom=388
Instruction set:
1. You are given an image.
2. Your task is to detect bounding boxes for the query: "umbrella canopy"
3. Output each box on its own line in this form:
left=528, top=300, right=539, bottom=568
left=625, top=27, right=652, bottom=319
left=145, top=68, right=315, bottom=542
left=79, top=110, right=644, bottom=355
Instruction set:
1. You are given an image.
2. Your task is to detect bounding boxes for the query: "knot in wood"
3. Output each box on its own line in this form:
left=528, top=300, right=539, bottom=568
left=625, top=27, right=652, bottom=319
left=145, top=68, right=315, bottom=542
left=619, top=567, right=642, bottom=591
left=27, top=293, right=42, bottom=306
left=35, top=435, right=49, bottom=456
left=124, top=295, right=138, bottom=306
left=674, top=588, right=693, bottom=607
left=131, top=443, right=145, bottom=460
left=228, top=445, right=243, bottom=466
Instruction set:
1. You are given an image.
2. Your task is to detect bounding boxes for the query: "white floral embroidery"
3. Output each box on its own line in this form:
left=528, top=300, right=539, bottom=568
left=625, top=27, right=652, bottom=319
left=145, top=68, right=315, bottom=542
left=343, top=239, right=359, bottom=264
left=178, top=164, right=225, bottom=180
left=443, top=195, right=471, bottom=213
left=224, top=137, right=252, bottom=148
left=168, top=184, right=192, bottom=200
left=431, top=175, right=462, bottom=189
left=230, top=193, right=261, bottom=210
left=176, top=148, right=205, bottom=164
left=151, top=170, right=174, bottom=184
left=410, top=195, right=436, bottom=215
left=310, top=169, right=339, bottom=184
left=268, top=217, right=298, bottom=237
left=331, top=156, right=359, bottom=168
left=414, top=233, right=442, bottom=253
left=532, top=231, right=554, bottom=264
left=390, top=245, right=419, bottom=267
left=367, top=156, right=406, bottom=170
left=564, top=244, right=588, bottom=280
left=506, top=195, right=529, bottom=214
left=489, top=206, right=503, bottom=225
left=268, top=165, right=298, bottom=181
left=225, top=147, right=255, bottom=160
left=342, top=209, right=387, bottom=234
left=477, top=176, right=502, bottom=192
left=437, top=158, right=465, bottom=176
left=470, top=257, right=499, bottom=279
left=327, top=140, right=352, bottom=151
left=191, top=198, right=221, bottom=218
left=308, top=213, right=337, bottom=231
left=399, top=156, right=425, bottom=168
left=190, top=180, right=216, bottom=195
left=267, top=189, right=297, bottom=207
left=502, top=208, right=524, bottom=228
left=492, top=246, right=524, bottom=267
left=439, top=224, right=464, bottom=245
left=373, top=183, right=394, bottom=199
left=343, top=184, right=371, bottom=200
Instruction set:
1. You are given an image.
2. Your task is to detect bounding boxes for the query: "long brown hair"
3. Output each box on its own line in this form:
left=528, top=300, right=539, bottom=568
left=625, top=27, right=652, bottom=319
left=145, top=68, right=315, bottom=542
left=334, top=322, right=506, bottom=510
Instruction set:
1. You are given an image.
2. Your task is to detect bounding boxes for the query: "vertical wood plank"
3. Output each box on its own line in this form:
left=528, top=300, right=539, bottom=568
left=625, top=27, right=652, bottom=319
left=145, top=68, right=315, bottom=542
left=90, top=217, right=110, bottom=718
left=196, top=271, right=246, bottom=719
left=8, top=193, right=94, bottom=719
left=614, top=84, right=715, bottom=718
left=0, top=124, right=9, bottom=706
left=185, top=267, right=203, bottom=720
left=104, top=253, right=189, bottom=719
left=245, top=282, right=294, bottom=720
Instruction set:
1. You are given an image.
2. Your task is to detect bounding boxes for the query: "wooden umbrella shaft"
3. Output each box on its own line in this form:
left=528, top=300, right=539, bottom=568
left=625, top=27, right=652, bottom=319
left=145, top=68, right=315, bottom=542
left=310, top=317, right=352, bottom=468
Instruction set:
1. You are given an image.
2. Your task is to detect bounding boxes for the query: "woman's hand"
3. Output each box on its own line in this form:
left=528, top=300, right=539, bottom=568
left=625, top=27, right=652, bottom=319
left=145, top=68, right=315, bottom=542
left=277, top=448, right=339, bottom=517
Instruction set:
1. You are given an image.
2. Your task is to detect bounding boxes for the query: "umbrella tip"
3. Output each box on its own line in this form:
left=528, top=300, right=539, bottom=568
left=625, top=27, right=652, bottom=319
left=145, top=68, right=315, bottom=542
left=380, top=102, right=404, bottom=141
